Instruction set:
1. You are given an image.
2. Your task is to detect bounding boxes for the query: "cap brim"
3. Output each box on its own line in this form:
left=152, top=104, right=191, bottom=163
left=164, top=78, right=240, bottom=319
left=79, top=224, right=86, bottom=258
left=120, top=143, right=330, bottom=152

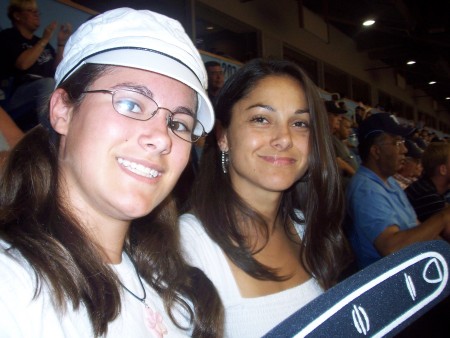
left=69, top=48, right=215, bottom=133
left=390, top=124, right=415, bottom=137
left=405, top=140, right=423, bottom=159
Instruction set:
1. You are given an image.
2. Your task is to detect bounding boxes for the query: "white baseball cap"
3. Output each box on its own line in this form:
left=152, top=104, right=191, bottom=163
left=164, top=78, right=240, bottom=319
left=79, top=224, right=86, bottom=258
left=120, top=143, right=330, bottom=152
left=55, top=7, right=215, bottom=132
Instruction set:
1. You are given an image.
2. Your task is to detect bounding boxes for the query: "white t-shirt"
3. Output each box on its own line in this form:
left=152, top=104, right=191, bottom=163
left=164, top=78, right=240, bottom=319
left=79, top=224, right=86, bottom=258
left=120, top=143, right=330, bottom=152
left=179, top=213, right=324, bottom=338
left=0, top=240, right=191, bottom=337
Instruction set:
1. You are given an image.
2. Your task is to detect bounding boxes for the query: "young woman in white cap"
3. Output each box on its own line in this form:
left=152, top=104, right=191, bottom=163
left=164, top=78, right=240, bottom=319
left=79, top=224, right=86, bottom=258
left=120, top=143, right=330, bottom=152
left=0, top=7, right=222, bottom=337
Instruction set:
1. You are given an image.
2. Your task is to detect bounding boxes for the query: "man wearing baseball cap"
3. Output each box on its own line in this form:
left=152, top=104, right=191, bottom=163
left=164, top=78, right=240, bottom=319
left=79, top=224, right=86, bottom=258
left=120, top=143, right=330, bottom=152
left=345, top=113, right=450, bottom=270
left=324, top=100, right=358, bottom=188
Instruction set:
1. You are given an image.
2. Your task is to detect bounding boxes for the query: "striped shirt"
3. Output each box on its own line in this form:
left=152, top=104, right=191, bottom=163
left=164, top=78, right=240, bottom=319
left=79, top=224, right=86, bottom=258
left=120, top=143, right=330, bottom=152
left=405, top=177, right=446, bottom=222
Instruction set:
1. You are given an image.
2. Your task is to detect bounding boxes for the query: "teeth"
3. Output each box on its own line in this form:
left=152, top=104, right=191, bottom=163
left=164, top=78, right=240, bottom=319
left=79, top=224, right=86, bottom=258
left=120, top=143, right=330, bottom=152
left=117, top=158, right=160, bottom=178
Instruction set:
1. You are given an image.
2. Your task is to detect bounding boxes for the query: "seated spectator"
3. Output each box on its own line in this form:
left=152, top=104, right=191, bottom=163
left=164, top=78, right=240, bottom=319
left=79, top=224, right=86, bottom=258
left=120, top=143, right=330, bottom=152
left=325, top=100, right=357, bottom=186
left=408, top=128, right=428, bottom=150
left=180, top=59, right=351, bottom=337
left=354, top=105, right=368, bottom=127
left=0, top=0, right=72, bottom=131
left=405, top=142, right=450, bottom=222
left=204, top=60, right=224, bottom=104
left=0, top=105, right=24, bottom=166
left=335, top=115, right=359, bottom=189
left=346, top=113, right=450, bottom=270
left=393, top=139, right=423, bottom=189
left=419, top=129, right=432, bottom=146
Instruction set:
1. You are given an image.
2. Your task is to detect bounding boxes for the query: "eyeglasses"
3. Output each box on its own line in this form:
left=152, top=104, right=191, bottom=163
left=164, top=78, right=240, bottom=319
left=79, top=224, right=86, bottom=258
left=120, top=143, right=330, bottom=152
left=82, top=89, right=206, bottom=143
left=394, top=140, right=406, bottom=147
left=377, top=139, right=406, bottom=148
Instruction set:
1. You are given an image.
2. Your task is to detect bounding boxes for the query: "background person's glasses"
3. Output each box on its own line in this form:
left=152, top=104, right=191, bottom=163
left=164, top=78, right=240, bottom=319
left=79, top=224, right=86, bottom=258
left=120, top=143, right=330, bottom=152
left=82, top=89, right=206, bottom=143
left=377, top=139, right=406, bottom=148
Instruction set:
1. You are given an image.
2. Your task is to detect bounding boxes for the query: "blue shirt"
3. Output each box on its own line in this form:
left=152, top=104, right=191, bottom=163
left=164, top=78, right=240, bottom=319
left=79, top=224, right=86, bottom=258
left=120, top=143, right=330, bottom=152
left=345, top=166, right=418, bottom=269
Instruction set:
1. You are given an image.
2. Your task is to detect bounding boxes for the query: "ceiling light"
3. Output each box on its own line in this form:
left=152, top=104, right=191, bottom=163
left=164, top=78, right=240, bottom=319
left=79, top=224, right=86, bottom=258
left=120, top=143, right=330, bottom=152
left=429, top=81, right=437, bottom=85
left=446, top=97, right=450, bottom=100
left=206, top=25, right=214, bottom=30
left=406, top=60, right=416, bottom=65
left=362, top=19, right=375, bottom=26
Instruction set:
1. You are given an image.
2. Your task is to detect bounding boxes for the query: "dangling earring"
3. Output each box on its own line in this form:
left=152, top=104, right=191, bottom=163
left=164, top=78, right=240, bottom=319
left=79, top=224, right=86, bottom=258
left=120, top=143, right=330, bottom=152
left=221, top=151, right=229, bottom=174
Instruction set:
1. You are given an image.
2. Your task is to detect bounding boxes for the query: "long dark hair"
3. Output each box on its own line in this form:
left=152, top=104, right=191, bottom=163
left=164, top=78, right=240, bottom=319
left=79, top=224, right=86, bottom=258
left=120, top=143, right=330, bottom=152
left=0, top=64, right=223, bottom=337
left=189, top=58, right=350, bottom=290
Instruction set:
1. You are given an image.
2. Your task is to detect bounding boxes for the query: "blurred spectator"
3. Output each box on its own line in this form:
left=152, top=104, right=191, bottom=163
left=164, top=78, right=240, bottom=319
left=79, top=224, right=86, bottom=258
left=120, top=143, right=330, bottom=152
left=0, top=0, right=72, bottom=131
left=335, top=114, right=359, bottom=189
left=354, top=105, right=367, bottom=127
left=325, top=100, right=346, bottom=133
left=325, top=100, right=357, bottom=184
left=346, top=113, right=450, bottom=270
left=204, top=60, right=224, bottom=104
left=419, top=129, right=432, bottom=145
left=405, top=142, right=450, bottom=222
left=408, top=129, right=428, bottom=150
left=393, top=139, right=423, bottom=189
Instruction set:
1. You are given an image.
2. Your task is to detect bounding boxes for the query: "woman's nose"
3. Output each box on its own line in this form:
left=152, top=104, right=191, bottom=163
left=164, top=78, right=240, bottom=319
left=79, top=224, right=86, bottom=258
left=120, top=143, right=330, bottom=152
left=270, top=125, right=293, bottom=150
left=138, top=109, right=172, bottom=154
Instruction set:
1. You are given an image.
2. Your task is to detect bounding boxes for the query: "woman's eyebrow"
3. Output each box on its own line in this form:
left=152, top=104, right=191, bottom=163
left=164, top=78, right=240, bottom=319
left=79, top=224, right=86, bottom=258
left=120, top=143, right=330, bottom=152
left=173, top=106, right=195, bottom=116
left=246, top=103, right=310, bottom=114
left=295, top=109, right=310, bottom=114
left=246, top=103, right=275, bottom=111
left=111, top=83, right=154, bottom=97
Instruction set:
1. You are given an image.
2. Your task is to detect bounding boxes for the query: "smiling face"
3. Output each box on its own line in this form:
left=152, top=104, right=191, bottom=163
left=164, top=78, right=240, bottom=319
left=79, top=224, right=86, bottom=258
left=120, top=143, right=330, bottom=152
left=51, top=66, right=194, bottom=225
left=218, top=74, right=310, bottom=199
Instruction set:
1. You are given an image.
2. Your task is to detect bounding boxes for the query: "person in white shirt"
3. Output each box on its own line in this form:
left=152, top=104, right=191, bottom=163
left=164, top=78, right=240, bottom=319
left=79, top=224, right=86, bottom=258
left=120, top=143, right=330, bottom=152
left=0, top=8, right=223, bottom=337
left=179, top=58, right=351, bottom=337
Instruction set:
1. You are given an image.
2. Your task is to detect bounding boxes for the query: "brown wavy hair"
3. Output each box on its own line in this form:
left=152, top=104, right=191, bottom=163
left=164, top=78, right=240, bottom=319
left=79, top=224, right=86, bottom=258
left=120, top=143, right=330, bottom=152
left=0, top=64, right=223, bottom=337
left=188, top=58, right=351, bottom=290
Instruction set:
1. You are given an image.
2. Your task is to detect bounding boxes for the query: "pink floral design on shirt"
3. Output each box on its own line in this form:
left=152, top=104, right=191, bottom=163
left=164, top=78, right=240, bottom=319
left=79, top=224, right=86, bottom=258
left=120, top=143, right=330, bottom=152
left=145, top=305, right=168, bottom=337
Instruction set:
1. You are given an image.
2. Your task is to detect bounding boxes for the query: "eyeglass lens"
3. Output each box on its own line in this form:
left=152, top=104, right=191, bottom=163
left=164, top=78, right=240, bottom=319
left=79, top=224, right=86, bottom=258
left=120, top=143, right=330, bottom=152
left=84, top=89, right=205, bottom=143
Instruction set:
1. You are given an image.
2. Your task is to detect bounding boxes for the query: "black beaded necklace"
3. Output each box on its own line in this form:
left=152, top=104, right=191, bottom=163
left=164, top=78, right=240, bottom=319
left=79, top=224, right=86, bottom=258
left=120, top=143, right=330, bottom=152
left=120, top=252, right=149, bottom=308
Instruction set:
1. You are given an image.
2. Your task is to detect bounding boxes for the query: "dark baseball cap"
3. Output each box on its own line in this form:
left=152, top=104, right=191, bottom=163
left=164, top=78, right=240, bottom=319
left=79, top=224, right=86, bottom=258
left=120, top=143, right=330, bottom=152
left=324, top=100, right=347, bottom=115
left=358, top=113, right=415, bottom=144
left=405, top=139, right=423, bottom=159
